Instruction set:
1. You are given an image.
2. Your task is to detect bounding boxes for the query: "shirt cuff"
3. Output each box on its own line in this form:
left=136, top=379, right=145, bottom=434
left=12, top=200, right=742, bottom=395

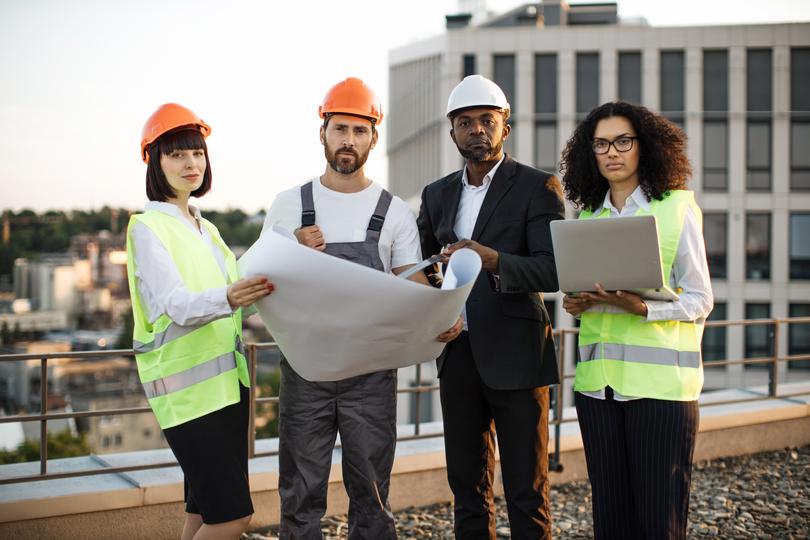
left=644, top=300, right=669, bottom=321
left=211, top=286, right=234, bottom=316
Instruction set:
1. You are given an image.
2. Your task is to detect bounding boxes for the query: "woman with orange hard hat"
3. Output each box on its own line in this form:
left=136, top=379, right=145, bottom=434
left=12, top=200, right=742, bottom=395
left=126, top=103, right=273, bottom=540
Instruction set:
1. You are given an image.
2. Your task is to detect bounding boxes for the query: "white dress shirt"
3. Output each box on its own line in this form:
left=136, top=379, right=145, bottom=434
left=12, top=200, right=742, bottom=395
left=581, top=186, right=714, bottom=401
left=130, top=202, right=234, bottom=326
left=454, top=156, right=505, bottom=330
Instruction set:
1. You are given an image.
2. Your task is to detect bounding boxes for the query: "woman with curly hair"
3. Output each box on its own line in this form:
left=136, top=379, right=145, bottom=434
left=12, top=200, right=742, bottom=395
left=559, top=101, right=713, bottom=540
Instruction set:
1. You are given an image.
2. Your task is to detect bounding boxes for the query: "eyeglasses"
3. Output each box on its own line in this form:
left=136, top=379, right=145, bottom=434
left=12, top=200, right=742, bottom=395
left=591, top=136, right=638, bottom=155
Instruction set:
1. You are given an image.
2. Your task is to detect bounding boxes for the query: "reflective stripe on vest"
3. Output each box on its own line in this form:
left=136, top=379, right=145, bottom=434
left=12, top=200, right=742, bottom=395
left=126, top=211, right=249, bottom=429
left=133, top=321, right=203, bottom=353
left=142, top=351, right=237, bottom=399
left=574, top=190, right=705, bottom=401
left=578, top=342, right=702, bottom=369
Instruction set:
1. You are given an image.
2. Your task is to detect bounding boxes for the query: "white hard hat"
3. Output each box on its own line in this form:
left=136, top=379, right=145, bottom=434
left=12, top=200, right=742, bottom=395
left=446, top=75, right=510, bottom=118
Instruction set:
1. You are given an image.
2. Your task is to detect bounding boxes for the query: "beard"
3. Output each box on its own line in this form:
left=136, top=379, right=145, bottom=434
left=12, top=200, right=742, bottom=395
left=455, top=137, right=504, bottom=162
left=324, top=143, right=371, bottom=175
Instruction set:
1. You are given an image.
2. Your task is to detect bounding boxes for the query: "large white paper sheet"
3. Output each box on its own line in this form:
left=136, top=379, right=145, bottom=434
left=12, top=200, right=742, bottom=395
left=238, top=230, right=481, bottom=381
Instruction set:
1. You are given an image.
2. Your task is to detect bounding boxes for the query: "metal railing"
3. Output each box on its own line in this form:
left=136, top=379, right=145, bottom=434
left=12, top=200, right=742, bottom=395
left=1, top=317, right=809, bottom=486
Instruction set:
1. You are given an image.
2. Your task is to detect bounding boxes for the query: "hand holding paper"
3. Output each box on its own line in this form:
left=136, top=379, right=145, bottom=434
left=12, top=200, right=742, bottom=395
left=238, top=230, right=481, bottom=381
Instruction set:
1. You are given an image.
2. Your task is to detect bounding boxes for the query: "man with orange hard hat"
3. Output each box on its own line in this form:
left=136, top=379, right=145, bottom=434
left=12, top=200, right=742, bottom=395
left=262, top=77, right=462, bottom=539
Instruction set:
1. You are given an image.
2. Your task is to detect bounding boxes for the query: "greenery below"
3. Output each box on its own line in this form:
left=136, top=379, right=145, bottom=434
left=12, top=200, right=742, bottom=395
left=0, top=430, right=91, bottom=464
left=1, top=207, right=264, bottom=283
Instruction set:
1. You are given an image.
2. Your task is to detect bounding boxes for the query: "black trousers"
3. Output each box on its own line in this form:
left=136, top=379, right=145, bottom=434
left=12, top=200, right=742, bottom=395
left=440, top=332, right=551, bottom=540
left=575, top=391, right=699, bottom=540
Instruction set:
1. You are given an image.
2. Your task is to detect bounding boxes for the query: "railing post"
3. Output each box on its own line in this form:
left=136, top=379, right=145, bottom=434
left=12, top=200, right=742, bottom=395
left=248, top=344, right=257, bottom=459
left=40, top=358, right=48, bottom=476
left=550, top=329, right=565, bottom=472
left=414, top=363, right=422, bottom=436
left=769, top=319, right=780, bottom=398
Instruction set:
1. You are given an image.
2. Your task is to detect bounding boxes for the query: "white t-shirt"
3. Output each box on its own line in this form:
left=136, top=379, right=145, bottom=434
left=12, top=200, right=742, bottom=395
left=262, top=178, right=422, bottom=274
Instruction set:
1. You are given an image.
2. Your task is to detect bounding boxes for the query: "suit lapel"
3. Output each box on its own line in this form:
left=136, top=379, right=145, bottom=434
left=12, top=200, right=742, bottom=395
left=471, top=156, right=517, bottom=241
left=439, top=172, right=463, bottom=243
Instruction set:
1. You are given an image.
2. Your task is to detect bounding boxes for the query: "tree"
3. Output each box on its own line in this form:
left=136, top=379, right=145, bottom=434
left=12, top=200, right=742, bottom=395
left=0, top=430, right=91, bottom=464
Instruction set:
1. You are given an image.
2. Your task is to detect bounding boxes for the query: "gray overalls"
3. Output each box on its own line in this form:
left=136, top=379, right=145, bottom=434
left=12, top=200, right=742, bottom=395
left=278, top=181, right=398, bottom=540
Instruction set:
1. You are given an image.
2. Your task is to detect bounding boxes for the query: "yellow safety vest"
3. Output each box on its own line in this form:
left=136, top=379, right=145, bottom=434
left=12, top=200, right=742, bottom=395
left=574, top=190, right=705, bottom=401
left=126, top=210, right=249, bottom=429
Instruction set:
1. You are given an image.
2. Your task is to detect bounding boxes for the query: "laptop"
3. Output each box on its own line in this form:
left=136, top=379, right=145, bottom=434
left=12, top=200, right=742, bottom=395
left=550, top=215, right=680, bottom=301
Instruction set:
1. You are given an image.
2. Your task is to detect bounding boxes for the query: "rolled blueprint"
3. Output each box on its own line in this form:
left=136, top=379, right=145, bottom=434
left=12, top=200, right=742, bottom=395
left=238, top=229, right=481, bottom=381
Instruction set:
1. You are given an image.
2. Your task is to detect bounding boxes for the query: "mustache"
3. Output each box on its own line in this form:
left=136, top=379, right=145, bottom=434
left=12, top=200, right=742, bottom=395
left=466, top=137, right=491, bottom=147
left=335, top=148, right=359, bottom=158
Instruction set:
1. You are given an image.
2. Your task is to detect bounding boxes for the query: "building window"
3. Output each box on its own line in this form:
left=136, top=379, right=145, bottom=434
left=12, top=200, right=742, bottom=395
left=790, top=213, right=810, bottom=280
left=789, top=304, right=810, bottom=370
left=535, top=123, right=557, bottom=173
left=660, top=50, right=685, bottom=124
left=534, top=54, right=557, bottom=172
left=409, top=380, right=433, bottom=424
left=618, top=51, right=642, bottom=104
left=745, top=303, right=772, bottom=368
left=746, top=213, right=770, bottom=280
left=493, top=54, right=516, bottom=111
left=747, top=49, right=772, bottom=112
left=790, top=121, right=810, bottom=190
left=576, top=52, right=599, bottom=118
left=703, top=120, right=728, bottom=191
left=791, top=48, right=810, bottom=191
left=703, top=213, right=727, bottom=279
left=791, top=48, right=810, bottom=112
left=703, top=302, right=727, bottom=366
left=494, top=54, right=517, bottom=155
left=746, top=120, right=771, bottom=190
left=703, top=50, right=728, bottom=113
left=463, top=54, right=476, bottom=78
left=534, top=54, right=557, bottom=116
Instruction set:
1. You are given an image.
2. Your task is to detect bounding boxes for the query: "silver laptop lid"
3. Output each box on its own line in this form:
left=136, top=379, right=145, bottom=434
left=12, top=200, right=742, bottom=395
left=550, top=215, right=666, bottom=294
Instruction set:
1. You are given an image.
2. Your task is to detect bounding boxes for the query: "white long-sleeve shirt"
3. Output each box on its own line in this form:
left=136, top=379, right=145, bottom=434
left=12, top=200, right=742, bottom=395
left=453, top=156, right=505, bottom=330
left=129, top=202, right=234, bottom=327
left=581, top=187, right=714, bottom=401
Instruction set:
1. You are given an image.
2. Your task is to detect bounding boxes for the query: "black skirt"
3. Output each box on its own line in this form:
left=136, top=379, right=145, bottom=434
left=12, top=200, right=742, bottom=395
left=163, top=384, right=253, bottom=524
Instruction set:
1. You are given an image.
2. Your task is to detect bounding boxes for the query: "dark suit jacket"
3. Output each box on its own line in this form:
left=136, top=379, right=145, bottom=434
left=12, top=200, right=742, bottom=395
left=417, top=156, right=565, bottom=390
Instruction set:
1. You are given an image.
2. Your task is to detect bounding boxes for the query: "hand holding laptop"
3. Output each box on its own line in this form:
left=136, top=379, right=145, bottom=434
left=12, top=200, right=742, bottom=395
left=550, top=216, right=681, bottom=302
left=563, top=282, right=648, bottom=317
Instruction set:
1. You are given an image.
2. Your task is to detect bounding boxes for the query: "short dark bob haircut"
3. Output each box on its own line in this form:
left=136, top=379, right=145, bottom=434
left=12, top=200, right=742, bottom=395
left=559, top=101, right=692, bottom=211
left=145, top=128, right=212, bottom=202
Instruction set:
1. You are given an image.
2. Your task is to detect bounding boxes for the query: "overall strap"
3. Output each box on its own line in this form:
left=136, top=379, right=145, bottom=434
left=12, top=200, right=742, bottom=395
left=365, top=189, right=393, bottom=243
left=300, top=181, right=316, bottom=227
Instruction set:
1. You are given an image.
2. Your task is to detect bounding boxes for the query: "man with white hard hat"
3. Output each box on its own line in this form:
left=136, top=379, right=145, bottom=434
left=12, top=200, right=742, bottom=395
left=417, top=74, right=564, bottom=539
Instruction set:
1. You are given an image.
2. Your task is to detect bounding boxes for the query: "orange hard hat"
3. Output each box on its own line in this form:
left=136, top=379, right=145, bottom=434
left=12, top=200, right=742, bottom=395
left=140, top=103, right=211, bottom=163
left=318, top=77, right=383, bottom=125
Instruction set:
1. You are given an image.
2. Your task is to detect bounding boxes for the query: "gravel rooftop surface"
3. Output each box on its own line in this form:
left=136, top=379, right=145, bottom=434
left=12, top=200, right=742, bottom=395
left=246, top=445, right=810, bottom=539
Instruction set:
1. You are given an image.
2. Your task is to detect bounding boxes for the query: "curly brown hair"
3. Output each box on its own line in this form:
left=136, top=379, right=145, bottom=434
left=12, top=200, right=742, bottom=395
left=559, top=101, right=692, bottom=211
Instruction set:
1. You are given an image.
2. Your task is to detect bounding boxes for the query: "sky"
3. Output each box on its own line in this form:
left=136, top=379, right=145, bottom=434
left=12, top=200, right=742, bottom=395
left=1, top=0, right=809, bottom=214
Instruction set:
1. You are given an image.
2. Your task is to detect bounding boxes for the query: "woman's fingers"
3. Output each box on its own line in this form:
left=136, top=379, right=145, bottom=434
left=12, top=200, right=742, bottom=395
left=228, top=277, right=274, bottom=307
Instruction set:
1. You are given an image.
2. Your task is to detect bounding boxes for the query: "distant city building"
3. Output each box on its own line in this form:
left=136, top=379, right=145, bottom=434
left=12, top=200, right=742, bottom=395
left=11, top=230, right=129, bottom=330
left=388, top=1, right=810, bottom=407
